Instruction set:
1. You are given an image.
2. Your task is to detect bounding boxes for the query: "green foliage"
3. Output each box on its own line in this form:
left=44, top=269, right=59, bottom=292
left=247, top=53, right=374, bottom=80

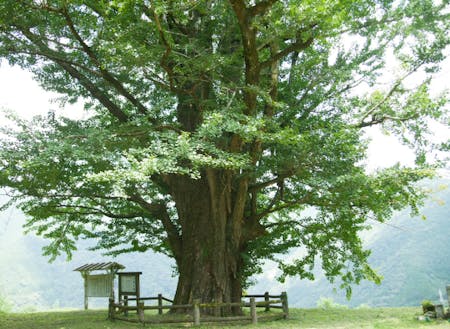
left=0, top=199, right=176, bottom=311
left=264, top=179, right=450, bottom=308
left=316, top=297, right=349, bottom=310
left=355, top=303, right=372, bottom=310
left=421, top=300, right=434, bottom=308
left=1, top=179, right=449, bottom=311
left=0, top=0, right=449, bottom=297
left=0, top=292, right=11, bottom=314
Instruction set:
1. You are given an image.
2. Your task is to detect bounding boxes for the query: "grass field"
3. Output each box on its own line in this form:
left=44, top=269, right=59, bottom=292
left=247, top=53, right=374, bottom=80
left=1, top=307, right=449, bottom=329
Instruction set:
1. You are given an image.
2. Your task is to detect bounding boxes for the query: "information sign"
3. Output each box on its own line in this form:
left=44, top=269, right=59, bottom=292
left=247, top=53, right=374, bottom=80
left=120, top=275, right=137, bottom=293
left=87, top=274, right=112, bottom=297
left=118, top=272, right=141, bottom=300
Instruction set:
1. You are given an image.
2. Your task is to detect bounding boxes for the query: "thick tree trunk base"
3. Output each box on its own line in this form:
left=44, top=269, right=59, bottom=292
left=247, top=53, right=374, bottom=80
left=166, top=172, right=246, bottom=316
left=170, top=262, right=244, bottom=316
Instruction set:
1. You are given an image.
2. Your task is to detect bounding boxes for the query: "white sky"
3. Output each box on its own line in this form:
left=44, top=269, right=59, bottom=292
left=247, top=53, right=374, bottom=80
left=0, top=64, right=85, bottom=120
left=0, top=62, right=448, bottom=171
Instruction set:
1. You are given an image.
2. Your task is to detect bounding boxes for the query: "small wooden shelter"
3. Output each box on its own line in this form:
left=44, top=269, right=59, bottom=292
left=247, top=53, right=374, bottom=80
left=74, top=262, right=125, bottom=310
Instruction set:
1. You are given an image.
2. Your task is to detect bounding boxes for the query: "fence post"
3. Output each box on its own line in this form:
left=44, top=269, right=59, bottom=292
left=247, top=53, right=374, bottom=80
left=124, top=296, right=128, bottom=317
left=193, top=299, right=201, bottom=326
left=108, top=297, right=115, bottom=320
left=250, top=297, right=258, bottom=324
left=281, top=291, right=289, bottom=319
left=264, top=291, right=270, bottom=312
left=137, top=302, right=145, bottom=324
left=83, top=273, right=88, bottom=310
left=158, top=294, right=163, bottom=315
left=447, top=285, right=450, bottom=310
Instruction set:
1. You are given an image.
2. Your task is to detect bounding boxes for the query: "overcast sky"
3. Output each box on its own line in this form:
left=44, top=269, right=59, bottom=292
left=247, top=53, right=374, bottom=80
left=0, top=62, right=448, bottom=171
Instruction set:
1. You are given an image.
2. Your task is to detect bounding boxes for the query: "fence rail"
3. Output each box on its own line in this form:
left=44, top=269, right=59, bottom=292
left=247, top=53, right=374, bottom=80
left=109, top=291, right=288, bottom=326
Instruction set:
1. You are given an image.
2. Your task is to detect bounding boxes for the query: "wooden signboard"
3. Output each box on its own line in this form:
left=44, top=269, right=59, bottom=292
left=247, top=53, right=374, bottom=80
left=118, top=272, right=142, bottom=301
left=87, top=274, right=112, bottom=297
left=120, top=275, right=137, bottom=293
left=74, top=262, right=125, bottom=310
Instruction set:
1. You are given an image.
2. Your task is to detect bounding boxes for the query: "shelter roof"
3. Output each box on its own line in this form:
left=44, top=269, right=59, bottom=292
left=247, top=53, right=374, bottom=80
left=73, top=262, right=125, bottom=272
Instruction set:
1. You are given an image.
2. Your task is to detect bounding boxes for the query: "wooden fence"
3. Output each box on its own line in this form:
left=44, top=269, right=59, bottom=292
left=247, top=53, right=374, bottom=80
left=108, top=292, right=289, bottom=325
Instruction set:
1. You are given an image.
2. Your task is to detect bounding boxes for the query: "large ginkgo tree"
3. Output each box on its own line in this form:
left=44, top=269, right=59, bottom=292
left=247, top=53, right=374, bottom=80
left=0, top=0, right=449, bottom=314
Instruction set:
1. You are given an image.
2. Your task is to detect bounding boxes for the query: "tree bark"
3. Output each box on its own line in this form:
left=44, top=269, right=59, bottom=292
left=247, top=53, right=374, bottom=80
left=166, top=170, right=246, bottom=315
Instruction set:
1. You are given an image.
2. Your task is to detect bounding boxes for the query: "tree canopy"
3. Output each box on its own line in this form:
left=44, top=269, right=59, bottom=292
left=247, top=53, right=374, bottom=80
left=0, top=0, right=449, bottom=304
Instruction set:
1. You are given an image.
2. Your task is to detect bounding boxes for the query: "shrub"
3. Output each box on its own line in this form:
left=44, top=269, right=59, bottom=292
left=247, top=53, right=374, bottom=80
left=0, top=293, right=12, bottom=313
left=421, top=299, right=435, bottom=313
left=316, top=297, right=349, bottom=310
left=356, top=303, right=372, bottom=309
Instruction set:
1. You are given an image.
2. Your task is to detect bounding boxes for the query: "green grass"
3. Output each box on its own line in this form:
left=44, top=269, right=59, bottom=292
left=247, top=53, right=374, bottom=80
left=0, top=307, right=449, bottom=329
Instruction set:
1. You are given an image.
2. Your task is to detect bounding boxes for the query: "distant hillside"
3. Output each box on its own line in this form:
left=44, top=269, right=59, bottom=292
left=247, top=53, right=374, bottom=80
left=1, top=178, right=449, bottom=311
left=0, top=197, right=176, bottom=311
left=250, top=178, right=450, bottom=308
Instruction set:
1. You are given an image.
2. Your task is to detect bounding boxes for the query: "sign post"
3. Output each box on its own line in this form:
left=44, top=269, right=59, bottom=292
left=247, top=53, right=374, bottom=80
left=87, top=274, right=113, bottom=297
left=73, top=262, right=125, bottom=310
left=118, top=272, right=142, bottom=304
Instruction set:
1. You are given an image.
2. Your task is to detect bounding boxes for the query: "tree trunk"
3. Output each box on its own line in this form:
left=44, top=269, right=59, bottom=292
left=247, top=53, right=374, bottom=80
left=166, top=170, right=246, bottom=315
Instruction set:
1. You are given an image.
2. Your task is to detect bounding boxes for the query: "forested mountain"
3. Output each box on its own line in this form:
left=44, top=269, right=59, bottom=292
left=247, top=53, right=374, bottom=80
left=0, top=196, right=176, bottom=311
left=1, top=178, right=449, bottom=311
left=250, top=178, right=450, bottom=307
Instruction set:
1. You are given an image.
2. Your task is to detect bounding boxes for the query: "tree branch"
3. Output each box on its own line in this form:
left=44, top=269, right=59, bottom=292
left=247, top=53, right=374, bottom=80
left=263, top=219, right=306, bottom=229
left=144, top=3, right=178, bottom=94
left=254, top=194, right=312, bottom=221
left=57, top=62, right=130, bottom=122
left=248, top=174, right=288, bottom=193
left=129, top=193, right=182, bottom=261
left=248, top=0, right=279, bottom=17
left=4, top=40, right=101, bottom=78
left=260, top=36, right=314, bottom=69
left=356, top=64, right=424, bottom=128
left=60, top=6, right=150, bottom=117
left=229, top=0, right=261, bottom=114
left=51, top=203, right=144, bottom=219
left=18, top=27, right=129, bottom=122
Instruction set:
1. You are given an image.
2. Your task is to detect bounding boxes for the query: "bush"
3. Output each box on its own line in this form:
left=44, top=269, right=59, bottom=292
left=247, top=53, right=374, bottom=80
left=421, top=299, right=435, bottom=313
left=356, top=303, right=372, bottom=309
left=316, top=297, right=349, bottom=310
left=0, top=293, right=12, bottom=313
